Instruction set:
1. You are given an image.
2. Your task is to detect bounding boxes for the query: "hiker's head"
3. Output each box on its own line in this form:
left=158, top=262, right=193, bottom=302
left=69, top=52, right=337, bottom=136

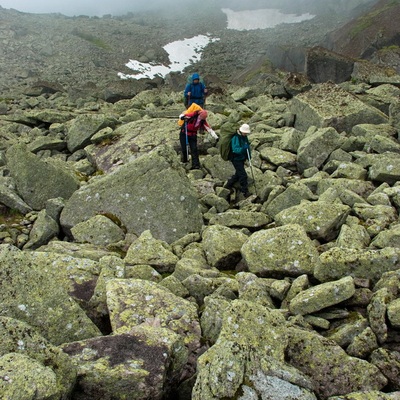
left=199, top=110, right=208, bottom=120
left=192, top=73, right=200, bottom=83
left=238, top=124, right=251, bottom=136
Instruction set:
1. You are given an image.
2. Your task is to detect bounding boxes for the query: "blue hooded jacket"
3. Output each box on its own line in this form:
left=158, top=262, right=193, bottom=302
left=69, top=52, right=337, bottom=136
left=184, top=73, right=206, bottom=107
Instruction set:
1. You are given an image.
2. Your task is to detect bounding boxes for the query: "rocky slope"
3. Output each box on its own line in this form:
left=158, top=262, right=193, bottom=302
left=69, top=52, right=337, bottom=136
left=0, top=0, right=384, bottom=103
left=1, top=1, right=400, bottom=400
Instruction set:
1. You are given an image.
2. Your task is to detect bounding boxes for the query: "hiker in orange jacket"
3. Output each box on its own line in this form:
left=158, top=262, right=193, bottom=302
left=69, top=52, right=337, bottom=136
left=180, top=109, right=211, bottom=170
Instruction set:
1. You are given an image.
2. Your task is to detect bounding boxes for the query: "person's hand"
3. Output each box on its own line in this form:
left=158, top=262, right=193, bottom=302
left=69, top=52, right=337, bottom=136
left=243, top=143, right=249, bottom=150
left=187, top=92, right=191, bottom=96
left=209, top=129, right=218, bottom=139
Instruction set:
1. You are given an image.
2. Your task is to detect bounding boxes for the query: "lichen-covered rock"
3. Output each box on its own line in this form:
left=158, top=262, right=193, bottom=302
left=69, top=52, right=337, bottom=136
left=346, top=327, right=379, bottom=359
left=62, top=327, right=188, bottom=400
left=286, top=327, right=387, bottom=398
left=236, top=272, right=275, bottom=308
left=370, top=348, right=400, bottom=391
left=106, top=279, right=201, bottom=353
left=324, top=313, right=369, bottom=348
left=0, top=182, right=32, bottom=214
left=274, top=200, right=350, bottom=241
left=200, top=192, right=230, bottom=213
left=0, top=353, right=59, bottom=400
left=0, top=316, right=76, bottom=398
left=329, top=161, right=368, bottom=180
left=124, top=230, right=178, bottom=273
left=336, top=222, right=371, bottom=249
left=289, top=276, right=355, bottom=316
left=60, top=145, right=203, bottom=243
left=291, top=82, right=388, bottom=133
left=371, top=223, right=400, bottom=249
left=200, top=296, right=231, bottom=344
left=296, top=126, right=345, bottom=172
left=316, top=247, right=400, bottom=283
left=66, top=113, right=115, bottom=153
left=367, top=288, right=393, bottom=345
left=259, top=146, right=297, bottom=169
left=181, top=274, right=234, bottom=305
left=71, top=214, right=125, bottom=246
left=352, top=203, right=397, bottom=237
left=328, top=391, right=400, bottom=399
left=208, top=210, right=271, bottom=229
left=202, top=225, right=248, bottom=270
left=0, top=244, right=101, bottom=345
left=89, top=255, right=125, bottom=318
left=36, top=240, right=121, bottom=261
left=85, top=118, right=180, bottom=174
left=387, top=298, right=400, bottom=328
left=6, top=143, right=80, bottom=210
left=242, top=224, right=320, bottom=277
left=193, top=300, right=315, bottom=400
left=265, top=182, right=316, bottom=218
left=368, top=152, right=400, bottom=184
left=159, top=275, right=190, bottom=298
left=316, top=177, right=375, bottom=198
left=23, top=209, right=59, bottom=250
left=172, top=256, right=221, bottom=282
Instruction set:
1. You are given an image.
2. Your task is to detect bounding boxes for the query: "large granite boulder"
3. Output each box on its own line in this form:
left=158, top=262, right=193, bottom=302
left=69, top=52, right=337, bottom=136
left=316, top=247, right=400, bottom=284
left=296, top=127, right=345, bottom=173
left=6, top=143, right=80, bottom=210
left=193, top=300, right=316, bottom=400
left=0, top=316, right=76, bottom=399
left=290, top=82, right=388, bottom=132
left=241, top=224, right=320, bottom=277
left=106, top=279, right=201, bottom=355
left=274, top=200, right=350, bottom=242
left=62, top=327, right=188, bottom=400
left=286, top=327, right=387, bottom=398
left=0, top=244, right=101, bottom=345
left=66, top=113, right=116, bottom=153
left=60, top=145, right=204, bottom=244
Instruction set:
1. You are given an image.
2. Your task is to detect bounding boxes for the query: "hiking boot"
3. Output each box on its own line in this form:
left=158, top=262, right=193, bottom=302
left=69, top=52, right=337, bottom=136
left=223, top=182, right=233, bottom=190
left=190, top=165, right=201, bottom=170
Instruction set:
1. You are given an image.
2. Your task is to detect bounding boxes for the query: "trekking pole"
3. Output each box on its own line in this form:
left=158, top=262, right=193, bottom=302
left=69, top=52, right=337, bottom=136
left=246, top=148, right=257, bottom=197
left=185, top=120, right=190, bottom=161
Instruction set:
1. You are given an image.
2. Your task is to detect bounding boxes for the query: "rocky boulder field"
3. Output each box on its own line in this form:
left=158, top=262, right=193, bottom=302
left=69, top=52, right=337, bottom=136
left=2, top=1, right=400, bottom=400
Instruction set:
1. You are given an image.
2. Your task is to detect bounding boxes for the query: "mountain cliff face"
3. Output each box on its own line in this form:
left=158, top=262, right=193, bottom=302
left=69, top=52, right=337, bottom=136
left=329, top=0, right=400, bottom=61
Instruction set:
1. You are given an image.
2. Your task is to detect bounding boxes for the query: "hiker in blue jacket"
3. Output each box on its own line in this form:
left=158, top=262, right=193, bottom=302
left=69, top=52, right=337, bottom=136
left=224, top=123, right=251, bottom=198
left=184, top=73, right=207, bottom=108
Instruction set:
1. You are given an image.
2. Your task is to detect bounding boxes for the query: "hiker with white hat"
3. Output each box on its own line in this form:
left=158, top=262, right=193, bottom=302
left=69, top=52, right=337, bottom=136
left=224, top=123, right=252, bottom=198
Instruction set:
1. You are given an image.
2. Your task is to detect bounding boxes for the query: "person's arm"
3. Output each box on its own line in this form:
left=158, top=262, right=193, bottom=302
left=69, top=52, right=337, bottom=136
left=203, top=122, right=218, bottom=139
left=203, top=83, right=208, bottom=96
left=184, top=84, right=191, bottom=98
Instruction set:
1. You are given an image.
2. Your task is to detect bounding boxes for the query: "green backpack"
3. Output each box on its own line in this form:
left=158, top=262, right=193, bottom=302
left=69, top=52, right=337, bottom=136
left=219, top=121, right=237, bottom=161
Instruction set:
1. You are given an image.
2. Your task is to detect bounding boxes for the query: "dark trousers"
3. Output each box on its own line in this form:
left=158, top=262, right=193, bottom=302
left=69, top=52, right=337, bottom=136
left=227, top=159, right=248, bottom=193
left=180, top=131, right=200, bottom=167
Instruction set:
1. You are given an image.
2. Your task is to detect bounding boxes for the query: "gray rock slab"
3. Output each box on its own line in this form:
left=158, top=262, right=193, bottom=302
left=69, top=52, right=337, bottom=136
left=242, top=224, right=320, bottom=277
left=60, top=145, right=203, bottom=244
left=291, top=82, right=388, bottom=133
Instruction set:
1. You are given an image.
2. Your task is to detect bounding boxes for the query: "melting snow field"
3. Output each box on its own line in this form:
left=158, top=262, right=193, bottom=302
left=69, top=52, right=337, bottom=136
left=119, top=8, right=315, bottom=80
left=118, top=35, right=218, bottom=80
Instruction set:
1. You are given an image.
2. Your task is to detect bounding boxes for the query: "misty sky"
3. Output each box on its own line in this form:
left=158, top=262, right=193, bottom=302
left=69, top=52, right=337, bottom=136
left=0, top=0, right=186, bottom=16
